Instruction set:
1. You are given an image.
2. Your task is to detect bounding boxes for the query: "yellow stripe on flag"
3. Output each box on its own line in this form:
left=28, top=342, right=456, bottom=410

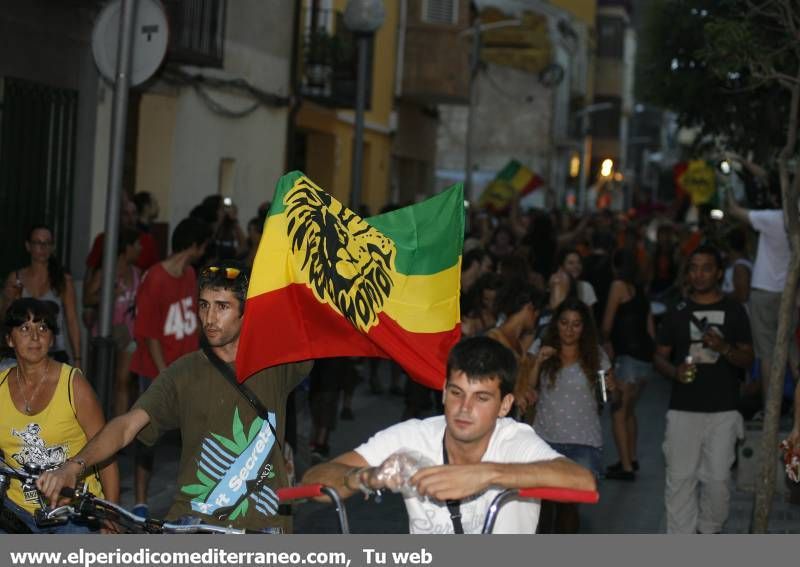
left=249, top=213, right=461, bottom=334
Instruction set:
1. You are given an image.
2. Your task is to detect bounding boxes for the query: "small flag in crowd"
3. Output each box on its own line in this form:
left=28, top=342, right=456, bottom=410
left=236, top=171, right=464, bottom=389
left=479, top=159, right=544, bottom=211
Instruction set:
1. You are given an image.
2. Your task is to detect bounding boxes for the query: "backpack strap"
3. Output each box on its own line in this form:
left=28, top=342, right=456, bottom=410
left=200, top=340, right=282, bottom=454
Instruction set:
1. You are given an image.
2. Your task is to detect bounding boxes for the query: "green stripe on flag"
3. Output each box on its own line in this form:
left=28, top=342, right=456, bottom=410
left=267, top=171, right=463, bottom=276
left=367, top=184, right=464, bottom=275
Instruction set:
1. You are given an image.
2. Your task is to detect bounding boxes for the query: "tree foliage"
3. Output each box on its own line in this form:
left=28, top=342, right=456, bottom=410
left=639, top=0, right=791, bottom=159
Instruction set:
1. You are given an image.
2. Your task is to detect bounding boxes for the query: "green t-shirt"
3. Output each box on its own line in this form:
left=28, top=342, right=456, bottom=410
left=133, top=350, right=311, bottom=532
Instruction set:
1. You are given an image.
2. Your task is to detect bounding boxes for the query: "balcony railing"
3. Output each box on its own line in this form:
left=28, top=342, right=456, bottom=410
left=164, top=0, right=226, bottom=68
left=299, top=8, right=373, bottom=109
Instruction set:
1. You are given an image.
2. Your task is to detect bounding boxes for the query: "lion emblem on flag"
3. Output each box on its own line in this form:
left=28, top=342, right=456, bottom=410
left=283, top=177, right=397, bottom=332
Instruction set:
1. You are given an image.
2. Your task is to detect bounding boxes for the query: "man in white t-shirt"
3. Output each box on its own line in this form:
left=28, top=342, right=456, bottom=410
left=302, top=337, right=596, bottom=534
left=727, top=192, right=799, bottom=393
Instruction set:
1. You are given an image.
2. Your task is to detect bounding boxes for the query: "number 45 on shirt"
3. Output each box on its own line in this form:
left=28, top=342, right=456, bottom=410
left=164, top=297, right=198, bottom=340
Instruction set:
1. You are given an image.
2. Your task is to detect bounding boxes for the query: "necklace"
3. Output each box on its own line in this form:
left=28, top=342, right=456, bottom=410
left=16, top=360, right=49, bottom=415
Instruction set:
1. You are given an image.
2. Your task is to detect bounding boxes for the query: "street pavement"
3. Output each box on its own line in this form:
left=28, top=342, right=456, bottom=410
left=117, top=361, right=800, bottom=533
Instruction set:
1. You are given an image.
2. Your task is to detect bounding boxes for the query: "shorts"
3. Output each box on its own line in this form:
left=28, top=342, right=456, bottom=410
left=547, top=442, right=602, bottom=479
left=614, top=355, right=652, bottom=384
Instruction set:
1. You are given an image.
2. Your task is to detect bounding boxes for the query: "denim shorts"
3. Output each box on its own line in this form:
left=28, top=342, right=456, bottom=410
left=548, top=442, right=603, bottom=479
left=615, top=355, right=652, bottom=384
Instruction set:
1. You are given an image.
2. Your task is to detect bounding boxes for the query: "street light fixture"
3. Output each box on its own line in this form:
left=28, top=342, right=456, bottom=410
left=344, top=0, right=385, bottom=211
left=600, top=158, right=614, bottom=177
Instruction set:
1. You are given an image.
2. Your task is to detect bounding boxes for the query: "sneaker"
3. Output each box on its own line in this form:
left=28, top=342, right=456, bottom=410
left=131, top=504, right=149, bottom=518
left=340, top=407, right=354, bottom=420
left=605, top=469, right=635, bottom=481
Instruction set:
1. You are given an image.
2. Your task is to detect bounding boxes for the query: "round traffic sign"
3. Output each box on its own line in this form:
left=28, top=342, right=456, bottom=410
left=92, top=0, right=169, bottom=87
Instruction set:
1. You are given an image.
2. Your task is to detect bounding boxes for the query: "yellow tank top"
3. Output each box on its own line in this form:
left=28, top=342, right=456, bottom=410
left=0, top=364, right=104, bottom=514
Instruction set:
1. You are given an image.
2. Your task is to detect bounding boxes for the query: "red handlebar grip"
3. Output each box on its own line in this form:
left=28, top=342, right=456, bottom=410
left=276, top=484, right=324, bottom=502
left=517, top=487, right=599, bottom=504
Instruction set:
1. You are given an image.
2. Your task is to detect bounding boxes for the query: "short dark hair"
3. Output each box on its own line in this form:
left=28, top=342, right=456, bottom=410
left=557, top=247, right=581, bottom=268
left=171, top=217, right=212, bottom=253
left=462, top=248, right=488, bottom=272
left=494, top=278, right=545, bottom=317
left=446, top=337, right=517, bottom=397
left=117, top=228, right=140, bottom=256
left=198, top=259, right=250, bottom=315
left=4, top=298, right=59, bottom=335
left=132, top=192, right=153, bottom=215
left=690, top=244, right=723, bottom=270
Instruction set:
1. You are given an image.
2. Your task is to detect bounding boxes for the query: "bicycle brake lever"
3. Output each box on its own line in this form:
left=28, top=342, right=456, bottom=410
left=44, top=504, right=75, bottom=520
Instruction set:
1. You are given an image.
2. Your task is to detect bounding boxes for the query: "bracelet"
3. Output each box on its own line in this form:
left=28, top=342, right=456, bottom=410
left=66, top=457, right=87, bottom=478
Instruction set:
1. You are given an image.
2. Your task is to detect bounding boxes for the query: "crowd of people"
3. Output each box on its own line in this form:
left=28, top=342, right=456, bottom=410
left=1, top=154, right=799, bottom=534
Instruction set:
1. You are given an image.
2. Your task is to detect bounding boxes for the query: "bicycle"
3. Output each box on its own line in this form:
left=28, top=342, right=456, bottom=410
left=481, top=486, right=599, bottom=534
left=2, top=459, right=349, bottom=534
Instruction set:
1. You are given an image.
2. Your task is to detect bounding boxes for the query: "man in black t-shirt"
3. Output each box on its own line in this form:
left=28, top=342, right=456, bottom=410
left=654, top=245, right=754, bottom=534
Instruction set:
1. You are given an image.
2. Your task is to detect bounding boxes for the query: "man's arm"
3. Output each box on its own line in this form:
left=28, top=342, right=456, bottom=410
left=654, top=344, right=688, bottom=382
left=301, top=451, right=372, bottom=501
left=725, top=191, right=752, bottom=225
left=37, top=408, right=151, bottom=505
left=410, top=457, right=596, bottom=502
left=146, top=337, right=168, bottom=373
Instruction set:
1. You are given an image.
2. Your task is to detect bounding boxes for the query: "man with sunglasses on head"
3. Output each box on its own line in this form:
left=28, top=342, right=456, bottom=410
left=37, top=259, right=312, bottom=533
left=128, top=217, right=212, bottom=518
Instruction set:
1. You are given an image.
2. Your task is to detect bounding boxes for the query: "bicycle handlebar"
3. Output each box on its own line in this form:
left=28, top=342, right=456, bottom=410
left=276, top=484, right=324, bottom=501
left=517, top=487, right=599, bottom=504
left=482, top=487, right=599, bottom=534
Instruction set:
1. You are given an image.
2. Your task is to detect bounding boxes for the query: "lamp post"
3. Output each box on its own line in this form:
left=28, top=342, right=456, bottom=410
left=343, top=0, right=385, bottom=211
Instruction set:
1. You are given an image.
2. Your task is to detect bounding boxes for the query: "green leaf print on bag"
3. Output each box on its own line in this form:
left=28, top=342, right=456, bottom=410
left=181, top=407, right=280, bottom=521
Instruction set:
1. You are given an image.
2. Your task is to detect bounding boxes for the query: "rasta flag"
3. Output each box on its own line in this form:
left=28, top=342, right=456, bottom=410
left=479, top=159, right=544, bottom=212
left=236, top=171, right=464, bottom=389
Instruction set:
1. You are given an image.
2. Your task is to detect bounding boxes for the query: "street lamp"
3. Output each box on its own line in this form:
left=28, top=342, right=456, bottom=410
left=600, top=158, right=614, bottom=177
left=344, top=0, right=385, bottom=211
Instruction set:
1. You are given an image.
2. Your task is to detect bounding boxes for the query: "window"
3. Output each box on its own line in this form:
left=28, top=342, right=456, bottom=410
left=596, top=15, right=624, bottom=59
left=163, top=0, right=226, bottom=67
left=422, top=0, right=458, bottom=25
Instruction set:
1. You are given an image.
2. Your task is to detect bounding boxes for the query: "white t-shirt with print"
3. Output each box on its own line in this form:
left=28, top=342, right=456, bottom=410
left=749, top=209, right=790, bottom=292
left=355, top=416, right=562, bottom=534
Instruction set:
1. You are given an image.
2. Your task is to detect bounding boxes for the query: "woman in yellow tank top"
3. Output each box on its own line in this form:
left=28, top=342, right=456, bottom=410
left=0, top=298, right=119, bottom=533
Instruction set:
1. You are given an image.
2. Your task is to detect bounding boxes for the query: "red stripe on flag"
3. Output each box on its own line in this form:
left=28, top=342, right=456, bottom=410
left=237, top=284, right=460, bottom=389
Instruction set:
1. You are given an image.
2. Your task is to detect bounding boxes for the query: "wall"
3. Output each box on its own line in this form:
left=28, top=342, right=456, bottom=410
left=436, top=63, right=553, bottom=201
left=131, top=0, right=294, bottom=243
left=0, top=1, right=99, bottom=276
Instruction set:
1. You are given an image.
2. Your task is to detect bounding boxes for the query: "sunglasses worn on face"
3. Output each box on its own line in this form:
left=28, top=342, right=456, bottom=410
left=203, top=266, right=242, bottom=280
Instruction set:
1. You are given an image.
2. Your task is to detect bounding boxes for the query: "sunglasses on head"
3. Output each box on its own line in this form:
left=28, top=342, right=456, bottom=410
left=203, top=266, right=242, bottom=280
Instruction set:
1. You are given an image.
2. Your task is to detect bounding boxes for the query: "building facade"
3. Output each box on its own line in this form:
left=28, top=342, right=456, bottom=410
left=291, top=0, right=399, bottom=215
